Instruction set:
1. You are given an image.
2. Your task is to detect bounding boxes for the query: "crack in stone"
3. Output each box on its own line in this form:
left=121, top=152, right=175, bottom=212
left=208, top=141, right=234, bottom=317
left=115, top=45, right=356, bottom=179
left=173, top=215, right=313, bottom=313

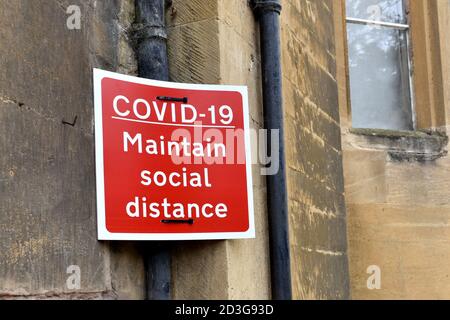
left=0, top=94, right=93, bottom=137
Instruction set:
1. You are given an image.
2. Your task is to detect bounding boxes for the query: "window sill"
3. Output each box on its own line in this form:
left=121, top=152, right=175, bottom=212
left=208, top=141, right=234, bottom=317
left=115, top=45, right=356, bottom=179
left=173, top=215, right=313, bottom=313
left=348, top=128, right=449, bottom=162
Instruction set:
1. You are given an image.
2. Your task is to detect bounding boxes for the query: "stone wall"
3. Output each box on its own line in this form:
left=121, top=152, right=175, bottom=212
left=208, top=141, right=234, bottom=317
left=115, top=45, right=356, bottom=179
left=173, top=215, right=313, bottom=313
left=335, top=0, right=450, bottom=299
left=0, top=0, right=145, bottom=299
left=281, top=0, right=350, bottom=299
left=0, top=0, right=352, bottom=300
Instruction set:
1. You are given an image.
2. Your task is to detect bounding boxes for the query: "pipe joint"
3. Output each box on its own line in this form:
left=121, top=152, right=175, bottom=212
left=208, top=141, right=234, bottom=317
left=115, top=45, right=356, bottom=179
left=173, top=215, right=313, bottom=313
left=251, top=0, right=282, bottom=15
left=133, top=23, right=168, bottom=42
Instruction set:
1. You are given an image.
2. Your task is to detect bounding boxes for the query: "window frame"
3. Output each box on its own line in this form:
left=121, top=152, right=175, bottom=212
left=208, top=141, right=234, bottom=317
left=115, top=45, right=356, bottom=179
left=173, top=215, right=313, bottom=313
left=345, top=0, right=416, bottom=131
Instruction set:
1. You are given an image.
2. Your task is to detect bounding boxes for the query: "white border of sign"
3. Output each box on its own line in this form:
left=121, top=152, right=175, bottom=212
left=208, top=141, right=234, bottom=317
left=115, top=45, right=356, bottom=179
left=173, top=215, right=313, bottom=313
left=93, top=68, right=255, bottom=241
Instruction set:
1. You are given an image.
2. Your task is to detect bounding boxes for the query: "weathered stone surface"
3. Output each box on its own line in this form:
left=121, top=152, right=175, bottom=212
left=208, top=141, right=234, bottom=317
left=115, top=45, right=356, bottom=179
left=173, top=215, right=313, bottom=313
left=349, top=128, right=448, bottom=162
left=220, top=0, right=272, bottom=300
left=335, top=0, right=450, bottom=299
left=290, top=246, right=349, bottom=300
left=171, top=241, right=229, bottom=299
left=0, top=0, right=144, bottom=299
left=282, top=0, right=350, bottom=300
left=348, top=203, right=450, bottom=299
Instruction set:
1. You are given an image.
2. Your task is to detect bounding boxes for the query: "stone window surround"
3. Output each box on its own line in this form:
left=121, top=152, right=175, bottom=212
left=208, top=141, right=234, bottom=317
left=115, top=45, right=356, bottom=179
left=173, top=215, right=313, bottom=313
left=349, top=128, right=448, bottom=162
left=340, top=0, right=448, bottom=161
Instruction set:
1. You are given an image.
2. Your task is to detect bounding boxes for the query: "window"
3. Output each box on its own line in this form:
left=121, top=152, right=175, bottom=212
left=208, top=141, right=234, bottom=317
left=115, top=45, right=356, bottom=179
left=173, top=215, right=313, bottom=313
left=346, top=0, right=414, bottom=130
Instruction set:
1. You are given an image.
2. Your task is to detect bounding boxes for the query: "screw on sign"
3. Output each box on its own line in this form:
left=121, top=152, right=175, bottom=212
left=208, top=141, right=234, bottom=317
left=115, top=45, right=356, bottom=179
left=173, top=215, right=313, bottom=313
left=93, top=69, right=255, bottom=241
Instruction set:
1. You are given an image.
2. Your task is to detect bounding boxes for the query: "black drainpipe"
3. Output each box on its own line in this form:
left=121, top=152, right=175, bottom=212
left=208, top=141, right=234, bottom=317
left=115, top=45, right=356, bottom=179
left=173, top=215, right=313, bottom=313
left=251, top=0, right=292, bottom=300
left=134, top=0, right=171, bottom=300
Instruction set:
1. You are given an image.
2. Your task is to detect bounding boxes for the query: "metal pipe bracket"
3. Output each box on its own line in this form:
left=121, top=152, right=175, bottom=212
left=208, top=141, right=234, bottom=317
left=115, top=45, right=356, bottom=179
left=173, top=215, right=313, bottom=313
left=251, top=0, right=282, bottom=15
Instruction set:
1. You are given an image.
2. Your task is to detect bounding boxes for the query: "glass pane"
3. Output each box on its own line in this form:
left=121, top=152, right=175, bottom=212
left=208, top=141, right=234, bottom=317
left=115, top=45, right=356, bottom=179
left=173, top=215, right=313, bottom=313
left=346, top=0, right=406, bottom=24
left=347, top=23, right=413, bottom=130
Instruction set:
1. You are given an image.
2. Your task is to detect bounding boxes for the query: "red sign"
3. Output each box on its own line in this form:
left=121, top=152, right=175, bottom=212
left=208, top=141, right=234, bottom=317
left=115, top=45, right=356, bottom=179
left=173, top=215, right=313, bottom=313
left=93, top=69, right=255, bottom=240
